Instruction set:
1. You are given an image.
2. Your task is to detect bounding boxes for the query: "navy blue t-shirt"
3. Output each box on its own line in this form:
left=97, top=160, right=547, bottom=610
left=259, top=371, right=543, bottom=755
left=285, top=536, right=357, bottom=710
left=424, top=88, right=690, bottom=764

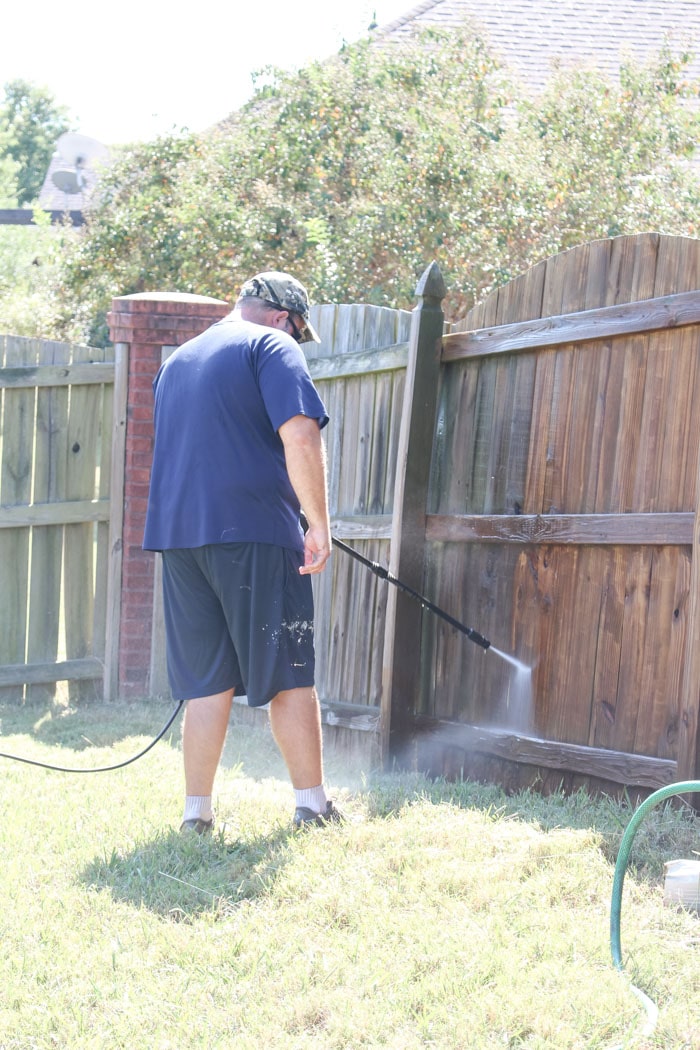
left=143, top=317, right=328, bottom=553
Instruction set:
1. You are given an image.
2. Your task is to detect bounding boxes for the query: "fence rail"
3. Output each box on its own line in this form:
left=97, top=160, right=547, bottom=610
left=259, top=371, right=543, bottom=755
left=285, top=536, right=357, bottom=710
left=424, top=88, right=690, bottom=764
left=442, top=287, right=700, bottom=359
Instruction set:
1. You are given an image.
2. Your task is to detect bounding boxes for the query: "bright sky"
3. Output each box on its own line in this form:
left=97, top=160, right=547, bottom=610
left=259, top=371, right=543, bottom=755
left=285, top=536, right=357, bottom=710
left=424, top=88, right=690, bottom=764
left=3, top=0, right=412, bottom=147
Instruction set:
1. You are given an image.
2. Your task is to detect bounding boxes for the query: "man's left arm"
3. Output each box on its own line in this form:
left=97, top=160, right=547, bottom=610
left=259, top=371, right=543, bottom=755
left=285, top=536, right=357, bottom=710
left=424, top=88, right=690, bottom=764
left=278, top=414, right=332, bottom=575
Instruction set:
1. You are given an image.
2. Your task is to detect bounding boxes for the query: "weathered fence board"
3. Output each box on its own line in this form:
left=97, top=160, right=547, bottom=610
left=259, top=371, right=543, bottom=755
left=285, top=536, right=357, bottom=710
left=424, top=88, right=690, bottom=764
left=1, top=362, right=116, bottom=387
left=103, top=344, right=128, bottom=701
left=442, top=288, right=700, bottom=360
left=426, top=512, right=694, bottom=545
left=0, top=658, right=105, bottom=688
left=411, top=720, right=678, bottom=790
left=0, top=337, right=36, bottom=701
left=308, top=303, right=412, bottom=711
left=64, top=345, right=101, bottom=700
left=25, top=339, right=70, bottom=704
left=0, top=500, right=110, bottom=526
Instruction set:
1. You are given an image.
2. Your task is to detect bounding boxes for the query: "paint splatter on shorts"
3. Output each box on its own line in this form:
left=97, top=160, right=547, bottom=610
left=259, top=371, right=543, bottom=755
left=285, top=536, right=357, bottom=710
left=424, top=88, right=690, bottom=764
left=161, top=542, right=315, bottom=705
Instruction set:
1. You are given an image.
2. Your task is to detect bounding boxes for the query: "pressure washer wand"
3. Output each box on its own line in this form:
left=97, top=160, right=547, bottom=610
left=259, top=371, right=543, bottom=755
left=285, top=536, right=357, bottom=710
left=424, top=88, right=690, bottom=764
left=329, top=534, right=491, bottom=651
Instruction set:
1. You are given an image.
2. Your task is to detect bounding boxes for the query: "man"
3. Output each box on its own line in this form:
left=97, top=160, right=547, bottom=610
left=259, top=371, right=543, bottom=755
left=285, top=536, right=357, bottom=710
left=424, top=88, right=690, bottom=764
left=143, top=271, right=342, bottom=833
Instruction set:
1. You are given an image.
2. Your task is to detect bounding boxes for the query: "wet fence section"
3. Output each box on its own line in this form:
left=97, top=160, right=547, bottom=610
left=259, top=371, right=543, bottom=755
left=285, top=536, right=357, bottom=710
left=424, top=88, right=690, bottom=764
left=415, top=234, right=700, bottom=792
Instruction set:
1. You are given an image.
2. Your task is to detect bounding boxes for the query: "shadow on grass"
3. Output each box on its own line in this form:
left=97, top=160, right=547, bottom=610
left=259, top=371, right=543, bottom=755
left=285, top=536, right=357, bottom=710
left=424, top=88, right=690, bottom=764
left=0, top=698, right=183, bottom=754
left=79, top=823, right=295, bottom=919
left=6, top=698, right=698, bottom=887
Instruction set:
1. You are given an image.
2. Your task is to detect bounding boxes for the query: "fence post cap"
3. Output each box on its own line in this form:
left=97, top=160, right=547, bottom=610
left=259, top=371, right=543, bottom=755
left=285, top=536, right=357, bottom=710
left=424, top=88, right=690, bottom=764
left=415, top=261, right=446, bottom=302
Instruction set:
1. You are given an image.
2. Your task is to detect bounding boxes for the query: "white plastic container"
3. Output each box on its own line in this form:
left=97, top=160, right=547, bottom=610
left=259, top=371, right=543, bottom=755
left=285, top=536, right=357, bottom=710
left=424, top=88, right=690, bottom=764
left=663, top=859, right=700, bottom=911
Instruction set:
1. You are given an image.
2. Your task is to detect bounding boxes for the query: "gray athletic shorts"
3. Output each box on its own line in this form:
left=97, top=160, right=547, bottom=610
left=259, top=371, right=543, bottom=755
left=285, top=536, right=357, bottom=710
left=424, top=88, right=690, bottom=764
left=161, top=542, right=316, bottom=706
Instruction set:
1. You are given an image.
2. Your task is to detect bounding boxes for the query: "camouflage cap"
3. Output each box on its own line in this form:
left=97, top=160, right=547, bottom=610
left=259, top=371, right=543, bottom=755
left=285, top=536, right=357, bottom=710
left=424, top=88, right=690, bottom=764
left=239, top=271, right=321, bottom=343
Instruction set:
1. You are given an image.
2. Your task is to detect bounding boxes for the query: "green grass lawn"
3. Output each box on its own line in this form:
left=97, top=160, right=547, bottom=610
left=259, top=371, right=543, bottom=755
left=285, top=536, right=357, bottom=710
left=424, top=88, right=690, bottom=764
left=0, top=697, right=698, bottom=1049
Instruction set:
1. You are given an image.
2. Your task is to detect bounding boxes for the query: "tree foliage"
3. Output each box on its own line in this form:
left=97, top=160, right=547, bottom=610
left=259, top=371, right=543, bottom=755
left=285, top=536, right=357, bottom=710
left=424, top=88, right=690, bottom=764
left=56, top=25, right=699, bottom=342
left=498, top=46, right=700, bottom=278
left=0, top=215, right=78, bottom=338
left=0, top=117, right=19, bottom=207
left=0, top=79, right=72, bottom=205
left=0, top=81, right=76, bottom=337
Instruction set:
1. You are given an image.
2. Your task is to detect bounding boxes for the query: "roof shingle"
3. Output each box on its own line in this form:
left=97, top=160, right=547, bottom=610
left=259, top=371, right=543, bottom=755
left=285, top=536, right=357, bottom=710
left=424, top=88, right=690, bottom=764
left=375, top=0, right=700, bottom=93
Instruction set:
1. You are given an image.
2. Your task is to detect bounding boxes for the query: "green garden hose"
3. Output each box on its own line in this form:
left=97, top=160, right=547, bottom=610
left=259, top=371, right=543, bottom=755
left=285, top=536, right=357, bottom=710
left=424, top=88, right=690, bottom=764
left=610, top=780, right=700, bottom=1035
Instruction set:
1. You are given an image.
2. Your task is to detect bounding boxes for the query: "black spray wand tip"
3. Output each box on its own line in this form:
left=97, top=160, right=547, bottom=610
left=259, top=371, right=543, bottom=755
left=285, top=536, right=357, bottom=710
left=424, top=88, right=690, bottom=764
left=466, top=628, right=491, bottom=650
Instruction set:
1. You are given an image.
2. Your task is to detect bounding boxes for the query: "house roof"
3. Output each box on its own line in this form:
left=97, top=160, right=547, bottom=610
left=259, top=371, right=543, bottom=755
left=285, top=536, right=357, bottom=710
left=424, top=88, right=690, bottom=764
left=374, top=0, right=700, bottom=94
left=37, top=134, right=112, bottom=214
left=38, top=150, right=100, bottom=212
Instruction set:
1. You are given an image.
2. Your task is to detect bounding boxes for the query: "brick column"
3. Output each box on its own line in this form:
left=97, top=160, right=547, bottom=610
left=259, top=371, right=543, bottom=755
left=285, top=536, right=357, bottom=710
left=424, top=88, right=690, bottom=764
left=107, top=292, right=229, bottom=698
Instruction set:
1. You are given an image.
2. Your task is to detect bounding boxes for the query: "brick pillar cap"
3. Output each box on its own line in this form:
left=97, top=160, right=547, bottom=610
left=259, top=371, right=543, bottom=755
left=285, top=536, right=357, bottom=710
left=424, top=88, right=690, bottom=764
left=113, top=291, right=228, bottom=305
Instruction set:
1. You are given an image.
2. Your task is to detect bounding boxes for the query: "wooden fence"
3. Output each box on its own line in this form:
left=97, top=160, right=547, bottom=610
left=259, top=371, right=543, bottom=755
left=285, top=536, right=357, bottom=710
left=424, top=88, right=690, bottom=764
left=3, top=232, right=700, bottom=796
left=143, top=233, right=700, bottom=793
left=392, top=233, right=700, bottom=793
left=226, top=233, right=700, bottom=794
left=302, top=234, right=699, bottom=794
left=0, top=335, right=123, bottom=701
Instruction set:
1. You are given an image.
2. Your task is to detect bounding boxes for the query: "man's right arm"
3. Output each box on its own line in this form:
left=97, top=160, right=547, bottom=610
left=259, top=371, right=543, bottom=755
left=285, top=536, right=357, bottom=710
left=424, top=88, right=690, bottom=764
left=278, top=414, right=332, bottom=576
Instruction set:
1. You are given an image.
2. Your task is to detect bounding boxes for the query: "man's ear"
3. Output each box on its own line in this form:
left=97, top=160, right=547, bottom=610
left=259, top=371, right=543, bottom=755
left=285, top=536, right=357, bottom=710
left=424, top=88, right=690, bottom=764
left=240, top=300, right=286, bottom=330
left=268, top=309, right=290, bottom=332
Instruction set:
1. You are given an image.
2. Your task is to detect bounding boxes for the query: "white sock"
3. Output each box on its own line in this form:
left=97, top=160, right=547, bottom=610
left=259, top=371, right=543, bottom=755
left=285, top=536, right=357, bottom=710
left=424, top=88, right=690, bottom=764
left=294, top=785, right=328, bottom=815
left=183, top=795, right=212, bottom=823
